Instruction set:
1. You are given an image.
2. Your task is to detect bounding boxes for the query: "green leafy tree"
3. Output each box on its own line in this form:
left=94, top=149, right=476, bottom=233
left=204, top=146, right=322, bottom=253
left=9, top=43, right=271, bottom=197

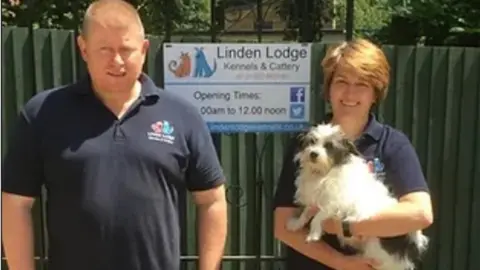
left=374, top=0, right=480, bottom=46
left=276, top=0, right=334, bottom=41
left=334, top=0, right=392, bottom=35
left=1, top=0, right=89, bottom=29
left=1, top=0, right=210, bottom=36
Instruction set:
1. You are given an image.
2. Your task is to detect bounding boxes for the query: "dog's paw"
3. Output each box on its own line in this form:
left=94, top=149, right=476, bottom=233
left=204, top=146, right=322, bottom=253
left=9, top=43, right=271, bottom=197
left=305, top=231, right=322, bottom=242
left=286, top=218, right=303, bottom=232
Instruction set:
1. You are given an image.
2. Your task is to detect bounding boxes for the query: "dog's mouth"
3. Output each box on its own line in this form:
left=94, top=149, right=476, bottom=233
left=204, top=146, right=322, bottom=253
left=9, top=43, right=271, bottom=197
left=305, top=160, right=331, bottom=176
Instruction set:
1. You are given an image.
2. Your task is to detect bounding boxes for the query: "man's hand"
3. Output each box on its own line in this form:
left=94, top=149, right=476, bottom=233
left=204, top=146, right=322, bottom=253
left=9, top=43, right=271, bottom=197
left=335, top=255, right=380, bottom=270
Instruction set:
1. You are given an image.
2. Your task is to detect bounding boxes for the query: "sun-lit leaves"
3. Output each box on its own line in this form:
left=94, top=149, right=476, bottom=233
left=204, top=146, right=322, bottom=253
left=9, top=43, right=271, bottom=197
left=1, top=0, right=211, bottom=35
left=334, top=0, right=392, bottom=33
left=276, top=0, right=334, bottom=41
left=374, top=0, right=480, bottom=46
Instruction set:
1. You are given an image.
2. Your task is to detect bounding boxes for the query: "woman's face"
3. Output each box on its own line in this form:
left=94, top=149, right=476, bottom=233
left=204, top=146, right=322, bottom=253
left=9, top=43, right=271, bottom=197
left=329, top=68, right=376, bottom=120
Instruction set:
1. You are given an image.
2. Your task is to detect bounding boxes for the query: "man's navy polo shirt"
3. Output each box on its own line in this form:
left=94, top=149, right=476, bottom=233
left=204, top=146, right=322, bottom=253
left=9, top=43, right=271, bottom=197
left=2, top=74, right=225, bottom=270
left=273, top=113, right=430, bottom=270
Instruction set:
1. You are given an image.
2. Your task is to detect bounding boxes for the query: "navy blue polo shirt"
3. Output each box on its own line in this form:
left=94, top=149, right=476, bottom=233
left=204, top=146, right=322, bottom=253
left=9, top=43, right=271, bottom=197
left=273, top=113, right=429, bottom=270
left=2, top=74, right=225, bottom=270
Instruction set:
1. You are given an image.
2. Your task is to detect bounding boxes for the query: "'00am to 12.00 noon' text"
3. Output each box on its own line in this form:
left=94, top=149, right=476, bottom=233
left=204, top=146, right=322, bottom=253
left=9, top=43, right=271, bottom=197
left=199, top=106, right=287, bottom=116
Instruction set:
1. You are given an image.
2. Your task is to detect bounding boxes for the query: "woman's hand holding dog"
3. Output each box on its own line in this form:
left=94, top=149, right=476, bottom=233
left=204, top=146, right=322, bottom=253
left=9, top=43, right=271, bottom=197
left=322, top=218, right=368, bottom=241
left=322, top=218, right=372, bottom=247
left=303, top=207, right=379, bottom=269
left=321, top=218, right=342, bottom=236
left=303, top=206, right=341, bottom=236
left=336, top=255, right=379, bottom=270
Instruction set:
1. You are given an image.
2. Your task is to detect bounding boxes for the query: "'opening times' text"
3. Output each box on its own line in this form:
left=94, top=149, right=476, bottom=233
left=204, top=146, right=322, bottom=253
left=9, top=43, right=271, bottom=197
left=192, top=90, right=289, bottom=116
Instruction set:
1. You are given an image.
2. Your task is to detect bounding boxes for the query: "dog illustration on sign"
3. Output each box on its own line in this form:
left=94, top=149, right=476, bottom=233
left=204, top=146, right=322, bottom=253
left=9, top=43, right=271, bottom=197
left=193, top=47, right=217, bottom=78
left=168, top=52, right=191, bottom=78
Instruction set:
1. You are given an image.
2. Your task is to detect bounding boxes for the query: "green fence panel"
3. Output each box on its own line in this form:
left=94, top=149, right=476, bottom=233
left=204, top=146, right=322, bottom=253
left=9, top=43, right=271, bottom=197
left=461, top=48, right=480, bottom=270
left=2, top=27, right=480, bottom=270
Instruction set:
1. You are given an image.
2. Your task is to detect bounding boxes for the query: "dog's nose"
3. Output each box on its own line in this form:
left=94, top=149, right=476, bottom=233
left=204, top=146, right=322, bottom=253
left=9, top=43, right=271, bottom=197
left=310, top=151, right=318, bottom=161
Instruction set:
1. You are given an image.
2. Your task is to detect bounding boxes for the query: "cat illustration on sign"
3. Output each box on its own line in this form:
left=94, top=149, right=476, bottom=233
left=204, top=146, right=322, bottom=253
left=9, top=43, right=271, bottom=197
left=168, top=52, right=191, bottom=78
left=193, top=47, right=217, bottom=78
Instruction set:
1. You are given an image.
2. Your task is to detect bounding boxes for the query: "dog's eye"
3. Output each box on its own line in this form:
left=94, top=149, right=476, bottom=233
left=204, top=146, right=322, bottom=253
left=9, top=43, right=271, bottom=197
left=323, top=142, right=333, bottom=149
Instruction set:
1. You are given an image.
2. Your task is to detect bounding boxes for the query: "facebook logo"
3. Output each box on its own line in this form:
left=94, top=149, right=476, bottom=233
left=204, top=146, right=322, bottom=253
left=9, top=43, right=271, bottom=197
left=290, top=87, right=305, bottom=103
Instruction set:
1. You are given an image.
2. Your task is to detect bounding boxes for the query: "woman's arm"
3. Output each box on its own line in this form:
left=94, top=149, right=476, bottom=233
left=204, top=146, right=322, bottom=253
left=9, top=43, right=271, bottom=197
left=323, top=191, right=432, bottom=237
left=323, top=135, right=434, bottom=238
left=350, top=191, right=432, bottom=237
left=274, top=207, right=346, bottom=268
left=273, top=136, right=347, bottom=268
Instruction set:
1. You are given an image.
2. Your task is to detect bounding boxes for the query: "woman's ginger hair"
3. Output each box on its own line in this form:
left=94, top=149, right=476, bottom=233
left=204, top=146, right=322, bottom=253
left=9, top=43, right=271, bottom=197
left=321, top=38, right=390, bottom=103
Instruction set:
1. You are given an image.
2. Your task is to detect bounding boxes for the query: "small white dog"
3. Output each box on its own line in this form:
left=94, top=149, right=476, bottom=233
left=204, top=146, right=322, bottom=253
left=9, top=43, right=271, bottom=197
left=286, top=123, right=429, bottom=270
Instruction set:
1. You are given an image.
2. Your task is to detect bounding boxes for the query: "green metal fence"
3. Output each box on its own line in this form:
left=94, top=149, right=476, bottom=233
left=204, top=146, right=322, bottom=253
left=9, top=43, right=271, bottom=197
left=2, top=26, right=480, bottom=270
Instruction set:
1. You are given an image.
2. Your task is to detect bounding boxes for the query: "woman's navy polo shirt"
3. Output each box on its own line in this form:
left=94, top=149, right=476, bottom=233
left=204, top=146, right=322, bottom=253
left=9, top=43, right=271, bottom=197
left=273, top=113, right=430, bottom=270
left=2, top=74, right=225, bottom=270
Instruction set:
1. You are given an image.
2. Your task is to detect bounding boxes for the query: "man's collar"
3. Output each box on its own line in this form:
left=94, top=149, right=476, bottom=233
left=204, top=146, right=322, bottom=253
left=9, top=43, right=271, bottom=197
left=138, top=73, right=160, bottom=97
left=73, top=73, right=160, bottom=98
left=323, top=113, right=383, bottom=141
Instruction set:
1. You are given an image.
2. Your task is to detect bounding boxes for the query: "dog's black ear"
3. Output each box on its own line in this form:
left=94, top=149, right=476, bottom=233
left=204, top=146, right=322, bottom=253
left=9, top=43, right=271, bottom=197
left=330, top=142, right=348, bottom=165
left=297, top=129, right=315, bottom=150
left=341, top=138, right=361, bottom=156
left=296, top=132, right=307, bottom=149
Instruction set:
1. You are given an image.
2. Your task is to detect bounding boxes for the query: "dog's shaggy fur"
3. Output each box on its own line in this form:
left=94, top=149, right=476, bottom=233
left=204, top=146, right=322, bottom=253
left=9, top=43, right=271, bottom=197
left=286, top=124, right=429, bottom=270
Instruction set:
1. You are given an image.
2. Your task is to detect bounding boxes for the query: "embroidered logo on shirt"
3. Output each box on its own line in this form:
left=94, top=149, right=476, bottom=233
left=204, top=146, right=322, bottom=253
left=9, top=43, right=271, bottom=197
left=367, top=157, right=386, bottom=180
left=148, top=120, right=175, bottom=144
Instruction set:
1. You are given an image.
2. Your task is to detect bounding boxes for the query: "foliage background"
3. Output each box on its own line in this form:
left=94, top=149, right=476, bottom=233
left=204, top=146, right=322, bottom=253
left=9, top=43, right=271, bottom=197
left=2, top=0, right=479, bottom=46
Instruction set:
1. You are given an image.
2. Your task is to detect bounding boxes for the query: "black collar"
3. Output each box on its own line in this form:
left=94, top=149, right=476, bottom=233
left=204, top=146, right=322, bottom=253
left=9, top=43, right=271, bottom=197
left=323, top=113, right=383, bottom=141
left=72, top=73, right=160, bottom=98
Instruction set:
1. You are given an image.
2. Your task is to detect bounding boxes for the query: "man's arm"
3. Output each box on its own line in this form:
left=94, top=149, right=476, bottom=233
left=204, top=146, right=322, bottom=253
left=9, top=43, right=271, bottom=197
left=2, top=109, right=45, bottom=270
left=192, top=185, right=227, bottom=270
left=2, top=193, right=36, bottom=270
left=184, top=104, right=228, bottom=270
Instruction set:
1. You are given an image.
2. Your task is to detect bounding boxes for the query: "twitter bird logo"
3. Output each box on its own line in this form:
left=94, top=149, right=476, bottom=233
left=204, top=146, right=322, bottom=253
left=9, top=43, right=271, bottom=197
left=289, top=104, right=305, bottom=119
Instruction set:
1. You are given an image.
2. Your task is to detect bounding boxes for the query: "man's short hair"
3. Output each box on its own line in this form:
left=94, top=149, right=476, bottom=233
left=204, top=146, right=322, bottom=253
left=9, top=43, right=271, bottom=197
left=81, top=0, right=144, bottom=38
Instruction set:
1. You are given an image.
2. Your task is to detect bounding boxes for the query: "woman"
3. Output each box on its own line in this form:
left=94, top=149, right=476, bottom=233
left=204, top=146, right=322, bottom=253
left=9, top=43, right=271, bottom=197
left=273, top=39, right=433, bottom=270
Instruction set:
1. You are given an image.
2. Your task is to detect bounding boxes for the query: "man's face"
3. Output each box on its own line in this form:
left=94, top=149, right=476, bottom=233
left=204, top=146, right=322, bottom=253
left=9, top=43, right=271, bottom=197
left=77, top=22, right=149, bottom=93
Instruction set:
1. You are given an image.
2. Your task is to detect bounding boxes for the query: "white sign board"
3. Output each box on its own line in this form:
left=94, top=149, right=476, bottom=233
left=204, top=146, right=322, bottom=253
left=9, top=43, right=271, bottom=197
left=163, top=43, right=311, bottom=133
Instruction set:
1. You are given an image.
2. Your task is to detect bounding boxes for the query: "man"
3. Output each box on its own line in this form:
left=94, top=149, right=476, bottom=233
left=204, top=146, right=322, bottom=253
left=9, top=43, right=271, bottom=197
left=1, top=1, right=227, bottom=270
